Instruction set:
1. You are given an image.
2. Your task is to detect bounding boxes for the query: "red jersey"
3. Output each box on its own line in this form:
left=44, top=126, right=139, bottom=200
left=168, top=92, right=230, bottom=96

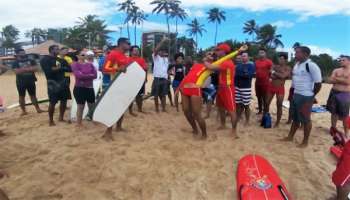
left=129, top=56, right=147, bottom=71
left=255, top=58, right=273, bottom=81
left=103, top=49, right=130, bottom=74
left=182, top=63, right=211, bottom=86
left=218, top=60, right=235, bottom=86
left=332, top=141, right=350, bottom=186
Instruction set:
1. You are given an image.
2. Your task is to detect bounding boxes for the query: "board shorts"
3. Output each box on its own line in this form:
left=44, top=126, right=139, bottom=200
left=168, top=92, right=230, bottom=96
left=181, top=87, right=201, bottom=97
left=47, top=80, right=72, bottom=104
left=16, top=81, right=36, bottom=97
left=137, top=82, right=146, bottom=97
left=332, top=141, right=350, bottom=187
left=73, top=87, right=95, bottom=105
left=235, top=87, right=252, bottom=106
left=255, top=79, right=269, bottom=97
left=151, top=78, right=169, bottom=97
left=288, top=87, right=294, bottom=101
left=172, top=80, right=182, bottom=91
left=326, top=89, right=350, bottom=119
left=290, top=94, right=314, bottom=124
left=268, top=82, right=285, bottom=96
left=217, top=85, right=235, bottom=112
left=202, top=86, right=217, bottom=103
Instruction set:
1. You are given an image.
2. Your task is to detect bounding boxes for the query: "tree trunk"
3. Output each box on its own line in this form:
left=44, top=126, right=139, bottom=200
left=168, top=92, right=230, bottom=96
left=134, top=24, right=137, bottom=45
left=127, top=22, right=130, bottom=40
left=215, top=21, right=218, bottom=45
left=196, top=34, right=198, bottom=54
left=175, top=18, right=178, bottom=53
left=166, top=16, right=171, bottom=59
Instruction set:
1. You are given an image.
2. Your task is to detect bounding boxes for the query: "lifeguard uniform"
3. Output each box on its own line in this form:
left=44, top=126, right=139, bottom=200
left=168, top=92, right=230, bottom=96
left=332, top=141, right=350, bottom=187
left=103, top=49, right=130, bottom=78
left=180, top=63, right=212, bottom=97
left=255, top=58, right=273, bottom=96
left=216, top=59, right=236, bottom=112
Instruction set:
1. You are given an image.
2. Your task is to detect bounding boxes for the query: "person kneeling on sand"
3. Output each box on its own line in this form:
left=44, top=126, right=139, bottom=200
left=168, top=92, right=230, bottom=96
left=332, top=139, right=350, bottom=200
left=325, top=55, right=350, bottom=138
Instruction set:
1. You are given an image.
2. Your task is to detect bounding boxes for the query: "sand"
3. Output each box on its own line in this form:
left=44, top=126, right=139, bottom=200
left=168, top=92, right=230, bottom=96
left=0, top=72, right=341, bottom=200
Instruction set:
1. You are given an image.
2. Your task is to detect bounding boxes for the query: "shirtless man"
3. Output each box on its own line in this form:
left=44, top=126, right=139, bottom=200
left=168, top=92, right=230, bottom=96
left=326, top=55, right=350, bottom=138
left=264, top=53, right=291, bottom=127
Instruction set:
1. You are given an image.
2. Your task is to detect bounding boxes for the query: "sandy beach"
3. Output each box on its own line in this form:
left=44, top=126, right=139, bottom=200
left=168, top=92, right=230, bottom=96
left=0, top=72, right=340, bottom=199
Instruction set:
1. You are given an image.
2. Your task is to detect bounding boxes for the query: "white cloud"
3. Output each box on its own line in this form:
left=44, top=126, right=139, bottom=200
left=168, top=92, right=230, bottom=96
left=277, top=45, right=342, bottom=58
left=186, top=9, right=206, bottom=18
left=113, top=21, right=187, bottom=34
left=271, top=20, right=295, bottom=28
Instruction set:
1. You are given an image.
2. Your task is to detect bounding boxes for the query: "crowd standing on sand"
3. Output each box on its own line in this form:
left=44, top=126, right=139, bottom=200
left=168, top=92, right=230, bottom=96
left=0, top=36, right=350, bottom=199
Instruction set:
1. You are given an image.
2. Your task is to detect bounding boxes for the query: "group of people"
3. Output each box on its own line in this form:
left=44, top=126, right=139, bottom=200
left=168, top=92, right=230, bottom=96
left=1, top=36, right=350, bottom=199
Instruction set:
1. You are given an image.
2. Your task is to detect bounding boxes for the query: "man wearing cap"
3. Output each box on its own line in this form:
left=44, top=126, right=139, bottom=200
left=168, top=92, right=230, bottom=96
left=205, top=43, right=240, bottom=139
left=102, top=38, right=131, bottom=141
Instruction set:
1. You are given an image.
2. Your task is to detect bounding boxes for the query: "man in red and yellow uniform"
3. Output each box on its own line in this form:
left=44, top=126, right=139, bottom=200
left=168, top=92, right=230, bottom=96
left=128, top=45, right=148, bottom=114
left=205, top=43, right=239, bottom=139
left=102, top=38, right=131, bottom=141
left=255, top=48, right=273, bottom=114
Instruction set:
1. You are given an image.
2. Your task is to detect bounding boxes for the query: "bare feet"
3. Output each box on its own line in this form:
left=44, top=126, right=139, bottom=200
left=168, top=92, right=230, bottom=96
left=286, top=120, right=292, bottom=125
left=20, top=111, right=28, bottom=116
left=36, top=109, right=46, bottom=113
left=217, top=126, right=226, bottom=130
left=49, top=121, right=56, bottom=127
left=130, top=112, right=138, bottom=117
left=0, top=170, right=8, bottom=180
left=201, top=134, right=208, bottom=140
left=204, top=115, right=210, bottom=119
left=102, top=132, right=114, bottom=141
left=115, top=127, right=127, bottom=132
left=281, top=137, right=293, bottom=142
left=297, top=142, right=308, bottom=148
left=274, top=123, right=280, bottom=128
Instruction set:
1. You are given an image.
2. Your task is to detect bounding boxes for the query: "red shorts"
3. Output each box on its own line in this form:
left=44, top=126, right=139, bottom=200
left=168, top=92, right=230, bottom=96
left=255, top=80, right=269, bottom=97
left=217, top=86, right=235, bottom=112
left=268, top=83, right=285, bottom=96
left=333, top=141, right=350, bottom=187
left=181, top=87, right=201, bottom=97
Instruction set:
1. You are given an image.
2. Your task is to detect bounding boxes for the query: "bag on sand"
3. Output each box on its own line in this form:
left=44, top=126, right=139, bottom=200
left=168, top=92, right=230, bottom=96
left=261, top=113, right=272, bottom=129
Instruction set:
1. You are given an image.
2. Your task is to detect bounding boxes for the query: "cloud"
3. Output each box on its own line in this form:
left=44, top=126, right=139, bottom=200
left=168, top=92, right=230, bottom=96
left=277, top=45, right=342, bottom=58
left=113, top=21, right=187, bottom=34
left=271, top=20, right=295, bottom=28
left=186, top=9, right=206, bottom=18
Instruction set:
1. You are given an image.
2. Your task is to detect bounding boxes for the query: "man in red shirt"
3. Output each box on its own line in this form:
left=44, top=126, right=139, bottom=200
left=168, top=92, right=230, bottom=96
left=102, top=38, right=131, bottom=141
left=128, top=45, right=148, bottom=114
left=255, top=48, right=273, bottom=114
left=205, top=43, right=240, bottom=139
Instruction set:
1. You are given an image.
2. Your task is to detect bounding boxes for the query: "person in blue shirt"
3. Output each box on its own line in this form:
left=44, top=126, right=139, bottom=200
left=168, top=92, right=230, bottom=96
left=235, top=52, right=256, bottom=125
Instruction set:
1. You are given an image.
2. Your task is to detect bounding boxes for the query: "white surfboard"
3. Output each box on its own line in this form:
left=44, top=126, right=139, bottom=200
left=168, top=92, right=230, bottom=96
left=70, top=71, right=103, bottom=121
left=92, top=62, right=145, bottom=127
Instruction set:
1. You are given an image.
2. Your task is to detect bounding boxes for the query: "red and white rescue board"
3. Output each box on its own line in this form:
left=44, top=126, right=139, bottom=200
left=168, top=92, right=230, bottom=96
left=330, top=146, right=343, bottom=159
left=237, top=154, right=292, bottom=200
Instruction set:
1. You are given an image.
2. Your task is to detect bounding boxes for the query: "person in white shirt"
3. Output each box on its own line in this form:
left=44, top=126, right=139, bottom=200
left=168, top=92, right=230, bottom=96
left=282, top=46, right=322, bottom=148
left=151, top=37, right=170, bottom=112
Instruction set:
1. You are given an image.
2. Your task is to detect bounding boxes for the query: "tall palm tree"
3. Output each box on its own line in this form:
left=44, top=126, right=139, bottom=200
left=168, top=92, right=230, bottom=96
left=118, top=0, right=136, bottom=40
left=63, top=27, right=88, bottom=50
left=78, top=15, right=112, bottom=48
left=243, top=19, right=259, bottom=42
left=170, top=2, right=187, bottom=51
left=257, top=24, right=284, bottom=49
left=207, top=8, right=226, bottom=45
left=25, top=28, right=48, bottom=47
left=1, top=25, right=20, bottom=54
left=128, top=6, right=147, bottom=45
left=187, top=18, right=206, bottom=53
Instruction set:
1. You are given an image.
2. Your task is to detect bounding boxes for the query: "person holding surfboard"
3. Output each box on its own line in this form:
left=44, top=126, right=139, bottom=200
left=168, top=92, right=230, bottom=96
left=282, top=46, right=322, bottom=148
left=151, top=37, right=171, bottom=113
left=325, top=55, right=350, bottom=138
left=255, top=48, right=273, bottom=115
left=264, top=53, right=291, bottom=128
left=128, top=45, right=148, bottom=113
left=102, top=38, right=131, bottom=141
left=204, top=43, right=249, bottom=139
left=71, top=50, right=97, bottom=127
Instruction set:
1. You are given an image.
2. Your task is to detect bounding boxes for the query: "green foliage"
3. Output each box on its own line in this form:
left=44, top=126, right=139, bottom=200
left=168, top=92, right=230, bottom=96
left=1, top=25, right=20, bottom=49
left=25, top=28, right=48, bottom=46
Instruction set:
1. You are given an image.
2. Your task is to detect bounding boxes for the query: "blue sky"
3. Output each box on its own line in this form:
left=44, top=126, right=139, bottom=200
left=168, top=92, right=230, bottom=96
left=1, top=0, right=349, bottom=57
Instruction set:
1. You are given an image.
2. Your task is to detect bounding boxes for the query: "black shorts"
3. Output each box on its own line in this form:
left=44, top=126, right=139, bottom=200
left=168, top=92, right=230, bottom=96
left=326, top=89, right=350, bottom=119
left=16, top=82, right=36, bottom=97
left=48, top=86, right=71, bottom=104
left=151, top=78, right=169, bottom=97
left=73, top=87, right=95, bottom=105
left=137, top=82, right=146, bottom=96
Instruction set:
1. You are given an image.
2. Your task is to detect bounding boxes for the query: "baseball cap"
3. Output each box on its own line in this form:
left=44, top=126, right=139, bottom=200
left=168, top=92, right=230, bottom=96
left=215, top=43, right=231, bottom=53
left=86, top=50, right=94, bottom=56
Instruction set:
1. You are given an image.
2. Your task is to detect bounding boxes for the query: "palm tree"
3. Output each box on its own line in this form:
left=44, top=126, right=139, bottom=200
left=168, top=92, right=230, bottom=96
left=128, top=6, right=147, bottom=45
left=63, top=27, right=88, bottom=50
left=187, top=18, right=206, bottom=53
left=207, top=8, right=226, bottom=45
left=1, top=25, right=20, bottom=54
left=118, top=0, right=136, bottom=40
left=170, top=2, right=187, bottom=51
left=25, top=28, right=48, bottom=47
left=257, top=24, right=284, bottom=49
left=151, top=0, right=180, bottom=36
left=243, top=19, right=259, bottom=42
left=78, top=15, right=112, bottom=48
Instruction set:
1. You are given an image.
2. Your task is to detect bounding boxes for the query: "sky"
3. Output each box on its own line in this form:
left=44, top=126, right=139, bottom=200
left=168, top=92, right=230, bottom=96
left=0, top=0, right=349, bottom=58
